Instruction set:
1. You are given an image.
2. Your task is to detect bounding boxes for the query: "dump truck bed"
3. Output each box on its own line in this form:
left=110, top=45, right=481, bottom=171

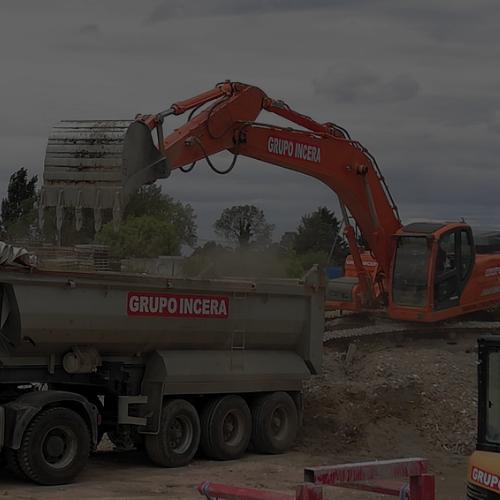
left=0, top=265, right=324, bottom=391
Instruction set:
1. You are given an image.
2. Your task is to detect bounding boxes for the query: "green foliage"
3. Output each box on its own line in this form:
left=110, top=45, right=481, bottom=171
left=214, top=205, right=274, bottom=247
left=97, top=184, right=197, bottom=258
left=279, top=231, right=297, bottom=252
left=97, top=215, right=181, bottom=259
left=184, top=206, right=347, bottom=279
left=124, top=184, right=197, bottom=247
left=182, top=242, right=232, bottom=277
left=0, top=168, right=38, bottom=241
left=186, top=206, right=346, bottom=279
left=183, top=242, right=293, bottom=279
left=183, top=242, right=331, bottom=280
left=280, top=250, right=330, bottom=278
left=1, top=168, right=37, bottom=224
left=294, top=206, right=347, bottom=265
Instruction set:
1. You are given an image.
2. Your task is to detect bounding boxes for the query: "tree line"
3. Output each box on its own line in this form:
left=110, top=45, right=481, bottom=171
left=0, top=167, right=347, bottom=277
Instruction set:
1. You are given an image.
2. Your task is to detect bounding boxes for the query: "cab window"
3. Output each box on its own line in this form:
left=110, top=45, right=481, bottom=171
left=436, top=232, right=456, bottom=274
left=393, top=236, right=430, bottom=307
left=434, top=229, right=474, bottom=310
left=460, top=230, right=473, bottom=279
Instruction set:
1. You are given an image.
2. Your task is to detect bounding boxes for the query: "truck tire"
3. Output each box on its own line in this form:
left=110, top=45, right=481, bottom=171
left=17, top=407, right=91, bottom=485
left=145, top=399, right=200, bottom=468
left=251, top=392, right=298, bottom=454
left=5, top=448, right=26, bottom=479
left=200, top=395, right=251, bottom=460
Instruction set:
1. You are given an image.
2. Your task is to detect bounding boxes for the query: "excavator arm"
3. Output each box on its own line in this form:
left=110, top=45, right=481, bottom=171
left=140, top=82, right=400, bottom=303
left=40, top=81, right=402, bottom=306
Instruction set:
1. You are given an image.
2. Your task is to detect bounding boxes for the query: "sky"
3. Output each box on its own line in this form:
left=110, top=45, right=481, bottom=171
left=1, top=0, right=499, bottom=244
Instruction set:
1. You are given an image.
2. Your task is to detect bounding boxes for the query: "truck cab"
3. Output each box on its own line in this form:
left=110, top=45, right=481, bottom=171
left=467, top=336, right=500, bottom=499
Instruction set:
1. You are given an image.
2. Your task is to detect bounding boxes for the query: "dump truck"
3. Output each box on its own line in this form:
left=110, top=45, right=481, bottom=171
left=0, top=243, right=324, bottom=485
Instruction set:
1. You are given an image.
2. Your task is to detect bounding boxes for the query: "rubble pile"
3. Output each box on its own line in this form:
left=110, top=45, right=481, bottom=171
left=302, top=335, right=477, bottom=457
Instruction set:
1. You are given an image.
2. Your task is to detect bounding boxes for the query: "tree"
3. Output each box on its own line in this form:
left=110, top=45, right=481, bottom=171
left=97, top=184, right=197, bottom=257
left=97, top=215, right=181, bottom=259
left=279, top=231, right=297, bottom=252
left=0, top=168, right=38, bottom=240
left=294, top=207, right=347, bottom=264
left=124, top=184, right=197, bottom=247
left=214, top=205, right=274, bottom=247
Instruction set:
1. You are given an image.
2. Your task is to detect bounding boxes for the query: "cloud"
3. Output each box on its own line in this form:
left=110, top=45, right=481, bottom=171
left=313, top=67, right=420, bottom=103
left=385, top=3, right=500, bottom=44
left=79, top=24, right=100, bottom=36
left=412, top=94, right=498, bottom=128
left=146, top=0, right=351, bottom=23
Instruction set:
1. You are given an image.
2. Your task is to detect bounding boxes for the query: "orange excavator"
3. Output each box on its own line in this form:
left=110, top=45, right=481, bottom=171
left=39, top=81, right=500, bottom=322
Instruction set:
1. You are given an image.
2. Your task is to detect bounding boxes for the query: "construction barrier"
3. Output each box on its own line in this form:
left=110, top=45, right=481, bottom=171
left=198, top=458, right=435, bottom=500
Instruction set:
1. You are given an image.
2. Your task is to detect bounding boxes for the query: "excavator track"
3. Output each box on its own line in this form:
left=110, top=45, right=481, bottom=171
left=324, top=314, right=500, bottom=345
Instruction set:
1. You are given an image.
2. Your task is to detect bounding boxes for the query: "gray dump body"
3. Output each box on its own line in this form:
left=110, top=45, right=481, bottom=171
left=0, top=263, right=324, bottom=484
left=0, top=266, right=324, bottom=392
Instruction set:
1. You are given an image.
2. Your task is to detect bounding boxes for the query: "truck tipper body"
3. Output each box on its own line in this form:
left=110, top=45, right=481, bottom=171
left=0, top=254, right=324, bottom=485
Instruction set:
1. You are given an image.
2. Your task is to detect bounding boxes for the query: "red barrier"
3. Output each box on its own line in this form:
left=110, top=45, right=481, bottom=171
left=198, top=481, right=294, bottom=500
left=303, top=457, right=434, bottom=498
left=198, top=457, right=435, bottom=500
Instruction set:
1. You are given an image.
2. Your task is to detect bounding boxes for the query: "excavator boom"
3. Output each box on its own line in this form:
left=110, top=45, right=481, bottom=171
left=40, top=81, right=401, bottom=308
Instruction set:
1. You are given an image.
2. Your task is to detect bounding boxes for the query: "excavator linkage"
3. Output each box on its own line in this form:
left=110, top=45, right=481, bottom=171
left=40, top=120, right=169, bottom=232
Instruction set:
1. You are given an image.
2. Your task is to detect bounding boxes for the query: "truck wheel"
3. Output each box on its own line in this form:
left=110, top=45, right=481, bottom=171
left=5, top=448, right=26, bottom=479
left=251, top=392, right=298, bottom=454
left=200, top=395, right=251, bottom=460
left=145, top=399, right=200, bottom=467
left=17, top=407, right=91, bottom=485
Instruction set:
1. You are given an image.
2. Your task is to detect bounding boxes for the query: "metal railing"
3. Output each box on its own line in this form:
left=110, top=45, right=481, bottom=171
left=198, top=458, right=435, bottom=500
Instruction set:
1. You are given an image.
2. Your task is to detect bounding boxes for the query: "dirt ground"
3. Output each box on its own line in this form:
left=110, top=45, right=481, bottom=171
left=0, top=332, right=478, bottom=499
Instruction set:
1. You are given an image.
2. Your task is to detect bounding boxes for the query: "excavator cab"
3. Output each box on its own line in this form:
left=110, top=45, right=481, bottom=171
left=389, top=222, right=475, bottom=321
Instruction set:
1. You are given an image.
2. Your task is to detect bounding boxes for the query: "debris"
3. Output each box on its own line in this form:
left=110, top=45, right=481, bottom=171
left=302, top=333, right=477, bottom=457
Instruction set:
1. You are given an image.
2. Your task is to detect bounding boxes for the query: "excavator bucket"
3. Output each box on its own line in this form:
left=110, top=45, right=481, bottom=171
left=40, top=120, right=170, bottom=233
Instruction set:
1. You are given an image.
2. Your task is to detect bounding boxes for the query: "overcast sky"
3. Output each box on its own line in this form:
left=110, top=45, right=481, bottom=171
left=1, top=0, right=499, bottom=243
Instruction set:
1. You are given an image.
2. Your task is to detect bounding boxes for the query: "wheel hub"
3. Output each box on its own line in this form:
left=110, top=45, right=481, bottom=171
left=46, top=435, right=65, bottom=458
left=223, top=414, right=236, bottom=441
left=167, top=416, right=193, bottom=454
left=271, top=407, right=287, bottom=437
left=41, top=426, right=78, bottom=469
left=223, top=411, right=245, bottom=446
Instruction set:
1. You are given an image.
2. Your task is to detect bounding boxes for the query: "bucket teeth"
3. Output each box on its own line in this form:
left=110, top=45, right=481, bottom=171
left=40, top=120, right=170, bottom=232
